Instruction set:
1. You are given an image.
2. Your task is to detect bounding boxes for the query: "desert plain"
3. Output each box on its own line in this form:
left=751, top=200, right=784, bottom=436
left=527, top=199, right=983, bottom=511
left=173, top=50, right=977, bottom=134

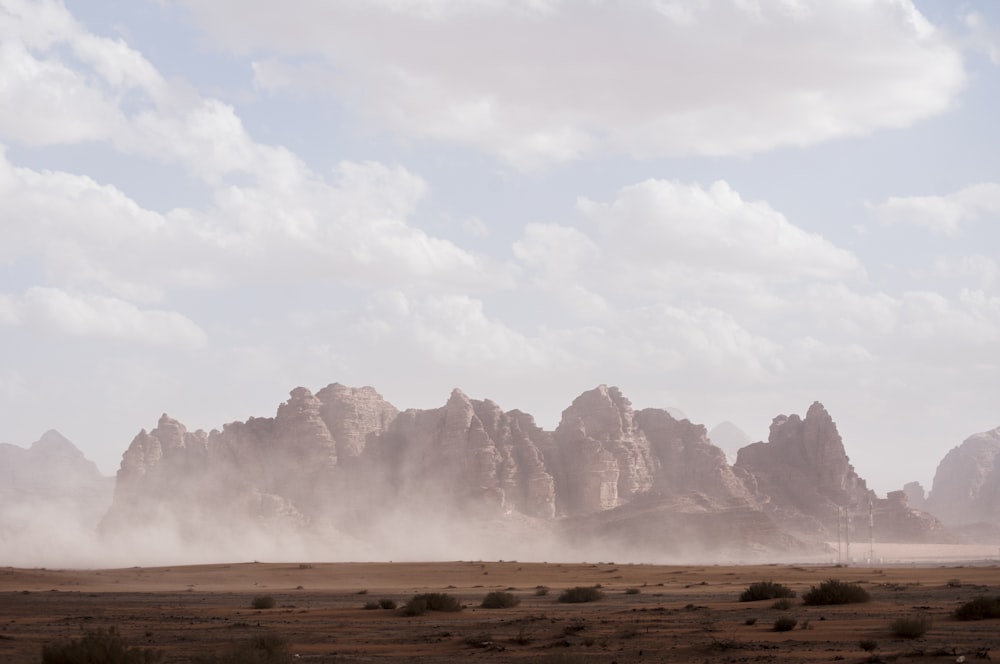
left=1, top=556, right=998, bottom=663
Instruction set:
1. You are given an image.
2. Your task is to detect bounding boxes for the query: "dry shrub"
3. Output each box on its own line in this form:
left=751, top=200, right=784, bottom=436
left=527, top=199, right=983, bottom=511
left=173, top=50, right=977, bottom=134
left=481, top=591, right=520, bottom=608
left=772, top=617, right=797, bottom=632
left=402, top=592, right=462, bottom=615
left=802, top=579, right=870, bottom=605
left=558, top=586, right=604, bottom=603
left=251, top=595, right=276, bottom=609
left=954, top=596, right=1000, bottom=621
left=889, top=614, right=931, bottom=639
left=739, top=581, right=795, bottom=602
left=42, top=627, right=162, bottom=664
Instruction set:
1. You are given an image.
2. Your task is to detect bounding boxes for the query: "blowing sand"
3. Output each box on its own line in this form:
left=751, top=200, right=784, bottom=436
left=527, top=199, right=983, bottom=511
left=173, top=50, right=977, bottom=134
left=1, top=559, right=998, bottom=663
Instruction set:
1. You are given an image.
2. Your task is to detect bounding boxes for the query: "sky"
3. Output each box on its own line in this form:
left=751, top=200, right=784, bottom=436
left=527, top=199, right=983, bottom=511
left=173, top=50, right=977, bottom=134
left=0, top=0, right=998, bottom=496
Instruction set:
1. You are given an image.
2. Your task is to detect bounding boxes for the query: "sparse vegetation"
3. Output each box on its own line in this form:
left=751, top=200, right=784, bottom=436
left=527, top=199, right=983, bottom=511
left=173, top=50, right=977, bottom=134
left=624, top=587, right=640, bottom=595
left=744, top=617, right=757, bottom=626
left=481, top=591, right=520, bottom=608
left=378, top=598, right=397, bottom=610
left=401, top=592, right=462, bottom=615
left=534, top=585, right=550, bottom=596
left=558, top=586, right=604, bottom=603
left=363, top=600, right=380, bottom=610
left=859, top=639, right=878, bottom=652
left=42, top=627, right=163, bottom=664
left=802, top=579, right=870, bottom=605
left=739, top=581, right=796, bottom=602
left=889, top=614, right=931, bottom=639
left=251, top=595, right=276, bottom=609
left=954, top=596, right=1000, bottom=621
left=194, top=632, right=292, bottom=664
left=772, top=617, right=797, bottom=632
left=771, top=598, right=793, bottom=610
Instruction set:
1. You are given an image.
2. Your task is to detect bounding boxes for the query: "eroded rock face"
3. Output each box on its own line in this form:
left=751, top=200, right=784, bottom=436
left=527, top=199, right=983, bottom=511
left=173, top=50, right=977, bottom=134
left=926, top=428, right=1000, bottom=525
left=98, top=384, right=954, bottom=557
left=364, top=389, right=556, bottom=518
left=734, top=402, right=874, bottom=531
left=549, top=386, right=655, bottom=514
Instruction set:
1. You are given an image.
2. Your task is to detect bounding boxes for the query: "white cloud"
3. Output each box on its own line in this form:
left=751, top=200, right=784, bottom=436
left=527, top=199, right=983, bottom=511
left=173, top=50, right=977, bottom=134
left=190, top=0, right=964, bottom=167
left=0, top=146, right=509, bottom=300
left=577, top=180, right=864, bottom=287
left=932, top=255, right=999, bottom=291
left=0, top=287, right=207, bottom=349
left=871, top=182, right=1000, bottom=235
left=965, top=12, right=1000, bottom=65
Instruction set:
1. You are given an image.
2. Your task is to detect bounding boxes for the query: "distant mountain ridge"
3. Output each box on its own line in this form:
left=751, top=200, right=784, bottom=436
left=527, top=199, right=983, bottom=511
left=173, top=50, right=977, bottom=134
left=97, top=383, right=949, bottom=560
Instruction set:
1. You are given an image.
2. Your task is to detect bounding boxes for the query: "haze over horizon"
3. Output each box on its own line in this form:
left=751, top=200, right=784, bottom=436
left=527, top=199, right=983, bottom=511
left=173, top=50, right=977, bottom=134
left=1, top=0, right=999, bottom=495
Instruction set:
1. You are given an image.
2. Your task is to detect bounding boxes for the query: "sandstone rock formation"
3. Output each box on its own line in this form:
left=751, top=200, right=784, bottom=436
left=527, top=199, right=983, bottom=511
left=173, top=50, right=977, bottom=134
left=98, top=385, right=953, bottom=560
left=731, top=402, right=945, bottom=542
left=735, top=402, right=873, bottom=528
left=925, top=427, right=1000, bottom=525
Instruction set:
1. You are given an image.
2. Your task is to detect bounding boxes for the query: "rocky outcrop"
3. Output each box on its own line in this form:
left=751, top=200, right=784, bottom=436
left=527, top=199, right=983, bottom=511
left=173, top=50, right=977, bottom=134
left=902, top=481, right=928, bottom=510
left=97, top=385, right=956, bottom=559
left=734, top=402, right=874, bottom=533
left=364, top=389, right=556, bottom=518
left=0, top=431, right=113, bottom=528
left=548, top=386, right=655, bottom=514
left=926, top=428, right=1000, bottom=525
left=546, top=386, right=753, bottom=516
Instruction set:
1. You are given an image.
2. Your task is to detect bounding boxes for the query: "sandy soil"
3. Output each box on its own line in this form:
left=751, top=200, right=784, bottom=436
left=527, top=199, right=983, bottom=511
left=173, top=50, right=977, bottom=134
left=2, top=559, right=999, bottom=663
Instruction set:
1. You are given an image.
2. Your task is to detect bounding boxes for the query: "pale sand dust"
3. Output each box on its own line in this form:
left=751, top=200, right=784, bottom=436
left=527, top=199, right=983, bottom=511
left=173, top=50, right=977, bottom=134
left=1, top=559, right=999, bottom=663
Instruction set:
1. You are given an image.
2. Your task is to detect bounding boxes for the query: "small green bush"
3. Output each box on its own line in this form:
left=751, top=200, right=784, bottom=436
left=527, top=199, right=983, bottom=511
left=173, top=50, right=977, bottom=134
left=802, top=579, right=870, bottom=605
left=378, top=598, right=397, bottom=610
left=889, top=614, right=931, bottom=639
left=954, top=596, right=1000, bottom=621
left=42, top=627, right=163, bottom=664
left=771, top=598, right=793, bottom=610
left=251, top=595, right=276, bottom=609
left=558, top=586, right=605, bottom=603
left=402, top=592, right=462, bottom=615
left=772, top=617, right=797, bottom=632
left=481, top=591, right=520, bottom=608
left=739, top=581, right=795, bottom=602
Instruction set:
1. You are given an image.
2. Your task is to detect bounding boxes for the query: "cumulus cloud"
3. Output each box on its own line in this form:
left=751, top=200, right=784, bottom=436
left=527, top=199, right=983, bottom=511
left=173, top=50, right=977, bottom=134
left=187, top=0, right=964, bottom=167
left=0, top=287, right=207, bottom=348
left=871, top=182, right=1000, bottom=235
left=579, top=179, right=865, bottom=283
left=512, top=179, right=865, bottom=316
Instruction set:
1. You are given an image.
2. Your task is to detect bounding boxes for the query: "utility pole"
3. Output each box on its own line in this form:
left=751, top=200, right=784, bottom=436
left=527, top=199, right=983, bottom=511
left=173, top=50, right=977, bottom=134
left=868, top=500, right=874, bottom=564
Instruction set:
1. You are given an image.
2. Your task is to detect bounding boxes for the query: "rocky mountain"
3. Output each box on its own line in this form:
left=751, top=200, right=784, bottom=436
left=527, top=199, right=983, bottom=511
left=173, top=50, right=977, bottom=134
left=0, top=431, right=113, bottom=518
left=0, top=431, right=115, bottom=564
left=98, top=384, right=950, bottom=560
left=733, top=402, right=943, bottom=542
left=925, top=427, right=1000, bottom=526
left=708, top=421, right=751, bottom=462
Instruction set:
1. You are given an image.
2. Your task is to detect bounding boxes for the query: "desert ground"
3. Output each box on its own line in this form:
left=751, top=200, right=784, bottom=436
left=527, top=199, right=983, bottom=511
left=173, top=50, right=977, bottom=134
left=1, top=557, right=999, bottom=663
